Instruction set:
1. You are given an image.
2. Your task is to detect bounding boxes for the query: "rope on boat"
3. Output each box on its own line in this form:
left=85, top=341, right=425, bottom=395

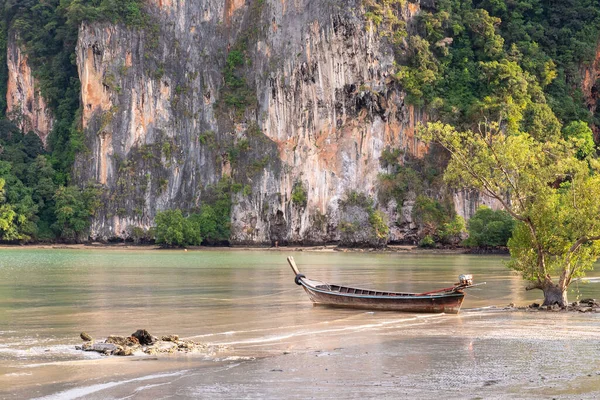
left=294, top=274, right=306, bottom=285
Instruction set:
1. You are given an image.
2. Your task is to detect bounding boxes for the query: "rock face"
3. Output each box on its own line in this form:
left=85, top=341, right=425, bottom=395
left=68, top=0, right=496, bottom=243
left=5, top=33, right=54, bottom=145
left=582, top=43, right=600, bottom=138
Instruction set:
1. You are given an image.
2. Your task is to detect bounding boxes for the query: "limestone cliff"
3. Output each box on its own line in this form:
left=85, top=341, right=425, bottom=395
left=5, top=34, right=54, bottom=145
left=582, top=43, right=600, bottom=138
left=71, top=0, right=487, bottom=243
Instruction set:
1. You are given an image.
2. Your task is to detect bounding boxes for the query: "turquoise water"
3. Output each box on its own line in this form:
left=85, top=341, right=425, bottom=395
left=0, top=249, right=597, bottom=343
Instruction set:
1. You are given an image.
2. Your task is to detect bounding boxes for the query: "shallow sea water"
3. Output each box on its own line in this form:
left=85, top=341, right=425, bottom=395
left=0, top=249, right=598, bottom=399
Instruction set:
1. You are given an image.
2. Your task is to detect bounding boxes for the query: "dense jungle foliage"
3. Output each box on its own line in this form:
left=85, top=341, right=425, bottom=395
left=0, top=0, right=145, bottom=241
left=382, top=0, right=600, bottom=125
left=373, top=0, right=600, bottom=244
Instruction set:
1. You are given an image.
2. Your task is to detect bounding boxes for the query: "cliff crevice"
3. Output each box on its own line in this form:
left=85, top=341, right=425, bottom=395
left=5, top=33, right=54, bottom=145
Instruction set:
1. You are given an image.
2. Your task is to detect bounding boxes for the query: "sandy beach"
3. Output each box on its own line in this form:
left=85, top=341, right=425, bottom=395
left=3, top=310, right=600, bottom=400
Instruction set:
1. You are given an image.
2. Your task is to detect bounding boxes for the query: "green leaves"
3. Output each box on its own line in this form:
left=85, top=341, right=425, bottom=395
left=464, top=206, right=514, bottom=247
left=155, top=209, right=187, bottom=247
left=339, top=191, right=389, bottom=246
left=395, top=35, right=440, bottom=105
left=477, top=59, right=534, bottom=131
left=291, top=181, right=308, bottom=208
left=421, top=111, right=600, bottom=293
left=53, top=185, right=99, bottom=242
left=0, top=178, right=21, bottom=241
left=379, top=0, right=599, bottom=132
left=438, top=215, right=466, bottom=245
left=420, top=120, right=574, bottom=218
left=154, top=208, right=219, bottom=248
left=464, top=8, right=504, bottom=59
left=562, top=120, right=596, bottom=160
left=154, top=177, right=235, bottom=247
left=369, top=210, right=389, bottom=240
left=219, top=47, right=256, bottom=118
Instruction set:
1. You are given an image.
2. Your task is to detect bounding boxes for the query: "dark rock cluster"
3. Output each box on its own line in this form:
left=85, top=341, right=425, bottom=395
left=504, top=298, right=600, bottom=312
left=76, top=329, right=222, bottom=356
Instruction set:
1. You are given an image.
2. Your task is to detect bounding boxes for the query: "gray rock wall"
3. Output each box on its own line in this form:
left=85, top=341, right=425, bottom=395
left=5, top=33, right=54, bottom=144
left=71, top=0, right=491, bottom=243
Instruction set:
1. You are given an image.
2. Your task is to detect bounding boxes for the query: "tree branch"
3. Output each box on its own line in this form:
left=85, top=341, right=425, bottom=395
left=433, top=136, right=526, bottom=222
left=476, top=126, right=527, bottom=213
left=525, top=281, right=542, bottom=291
left=569, top=235, right=600, bottom=254
left=561, top=235, right=600, bottom=288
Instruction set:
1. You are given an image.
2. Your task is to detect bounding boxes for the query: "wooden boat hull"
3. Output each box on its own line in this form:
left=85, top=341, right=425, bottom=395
left=287, top=256, right=469, bottom=314
left=300, top=283, right=465, bottom=314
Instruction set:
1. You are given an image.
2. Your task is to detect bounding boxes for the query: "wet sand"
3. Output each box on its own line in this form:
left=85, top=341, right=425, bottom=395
left=4, top=310, right=600, bottom=399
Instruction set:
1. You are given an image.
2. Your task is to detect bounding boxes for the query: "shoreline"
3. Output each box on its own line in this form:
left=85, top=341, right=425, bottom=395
left=0, top=242, right=508, bottom=255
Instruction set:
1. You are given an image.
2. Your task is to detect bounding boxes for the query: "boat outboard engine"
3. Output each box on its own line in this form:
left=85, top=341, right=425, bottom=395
left=458, top=274, right=473, bottom=286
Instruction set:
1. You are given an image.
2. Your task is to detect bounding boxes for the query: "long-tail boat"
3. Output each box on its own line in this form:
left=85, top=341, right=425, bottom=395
left=287, top=256, right=475, bottom=314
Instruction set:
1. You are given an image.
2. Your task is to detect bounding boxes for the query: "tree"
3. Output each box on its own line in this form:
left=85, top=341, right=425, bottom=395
left=0, top=178, right=22, bottom=241
left=187, top=206, right=219, bottom=245
left=438, top=215, right=466, bottom=245
left=463, top=206, right=514, bottom=247
left=155, top=209, right=186, bottom=247
left=412, top=195, right=450, bottom=236
left=182, top=214, right=202, bottom=247
left=420, top=120, right=600, bottom=306
left=562, top=121, right=596, bottom=160
left=0, top=161, right=38, bottom=240
left=154, top=209, right=202, bottom=247
left=53, top=185, right=99, bottom=242
left=27, top=156, right=57, bottom=240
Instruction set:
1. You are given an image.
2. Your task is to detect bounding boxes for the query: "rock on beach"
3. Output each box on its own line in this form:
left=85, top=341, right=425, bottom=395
left=504, top=300, right=600, bottom=312
left=77, top=329, right=220, bottom=356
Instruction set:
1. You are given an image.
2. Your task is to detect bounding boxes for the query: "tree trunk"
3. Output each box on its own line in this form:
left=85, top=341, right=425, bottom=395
left=541, top=283, right=568, bottom=307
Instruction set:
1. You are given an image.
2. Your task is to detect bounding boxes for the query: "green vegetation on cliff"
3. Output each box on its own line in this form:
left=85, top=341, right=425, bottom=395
left=339, top=191, right=389, bottom=247
left=0, top=120, right=100, bottom=241
left=154, top=178, right=233, bottom=247
left=370, top=0, right=599, bottom=246
left=0, top=0, right=598, bottom=247
left=384, top=0, right=600, bottom=127
left=1, top=0, right=147, bottom=181
left=405, top=0, right=600, bottom=304
left=0, top=0, right=146, bottom=242
left=155, top=209, right=202, bottom=248
left=53, top=184, right=101, bottom=242
left=291, top=181, right=308, bottom=208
